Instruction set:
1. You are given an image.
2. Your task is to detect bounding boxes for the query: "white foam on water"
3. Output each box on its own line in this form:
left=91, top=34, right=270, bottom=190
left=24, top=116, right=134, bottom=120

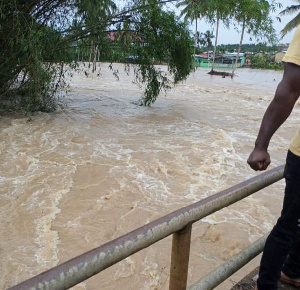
left=1, top=64, right=294, bottom=289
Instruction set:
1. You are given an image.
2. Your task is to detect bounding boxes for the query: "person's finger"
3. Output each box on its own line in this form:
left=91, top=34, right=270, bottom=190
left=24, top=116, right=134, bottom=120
left=258, top=161, right=264, bottom=170
left=249, top=162, right=260, bottom=171
left=264, top=160, right=271, bottom=170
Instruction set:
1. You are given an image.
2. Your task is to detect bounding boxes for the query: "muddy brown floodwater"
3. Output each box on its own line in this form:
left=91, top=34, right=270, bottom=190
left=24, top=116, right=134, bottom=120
left=1, top=63, right=299, bottom=290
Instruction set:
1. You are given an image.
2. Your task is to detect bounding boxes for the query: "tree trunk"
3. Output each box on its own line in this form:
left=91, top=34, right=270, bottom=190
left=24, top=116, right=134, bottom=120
left=232, top=17, right=245, bottom=77
left=211, top=15, right=219, bottom=72
left=195, top=18, right=198, bottom=48
left=92, top=44, right=98, bottom=73
left=89, top=40, right=94, bottom=68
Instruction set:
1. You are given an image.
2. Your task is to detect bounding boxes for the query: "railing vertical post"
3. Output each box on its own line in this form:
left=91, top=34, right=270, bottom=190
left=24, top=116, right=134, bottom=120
left=169, top=223, right=193, bottom=290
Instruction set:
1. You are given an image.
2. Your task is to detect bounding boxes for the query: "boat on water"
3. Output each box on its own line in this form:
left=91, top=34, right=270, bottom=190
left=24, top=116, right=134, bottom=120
left=194, top=52, right=246, bottom=68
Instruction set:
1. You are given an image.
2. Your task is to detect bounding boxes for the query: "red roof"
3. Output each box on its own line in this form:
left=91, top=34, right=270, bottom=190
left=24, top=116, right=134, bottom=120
left=196, top=53, right=209, bottom=58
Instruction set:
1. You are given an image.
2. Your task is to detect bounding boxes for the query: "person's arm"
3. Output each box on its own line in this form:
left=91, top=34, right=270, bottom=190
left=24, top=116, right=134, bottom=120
left=247, top=62, right=300, bottom=171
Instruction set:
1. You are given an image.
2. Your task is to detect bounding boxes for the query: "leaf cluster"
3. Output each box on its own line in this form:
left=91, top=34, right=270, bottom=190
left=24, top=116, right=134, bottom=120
left=128, top=1, right=194, bottom=104
left=250, top=53, right=283, bottom=69
left=279, top=1, right=300, bottom=37
left=0, top=0, right=77, bottom=112
left=0, top=0, right=195, bottom=112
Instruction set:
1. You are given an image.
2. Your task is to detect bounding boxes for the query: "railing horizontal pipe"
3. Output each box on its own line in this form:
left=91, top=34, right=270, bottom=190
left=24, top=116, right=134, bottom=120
left=187, top=234, right=268, bottom=290
left=9, top=165, right=284, bottom=290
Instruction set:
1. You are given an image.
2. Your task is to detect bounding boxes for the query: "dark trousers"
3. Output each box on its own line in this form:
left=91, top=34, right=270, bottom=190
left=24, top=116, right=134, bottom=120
left=257, top=150, right=300, bottom=290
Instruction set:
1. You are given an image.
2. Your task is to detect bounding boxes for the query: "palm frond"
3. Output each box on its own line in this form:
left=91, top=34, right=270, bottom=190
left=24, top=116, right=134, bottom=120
left=281, top=13, right=300, bottom=36
left=279, top=5, right=300, bottom=17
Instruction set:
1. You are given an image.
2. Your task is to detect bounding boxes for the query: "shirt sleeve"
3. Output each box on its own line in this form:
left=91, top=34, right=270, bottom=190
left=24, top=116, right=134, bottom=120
left=282, top=25, right=300, bottom=66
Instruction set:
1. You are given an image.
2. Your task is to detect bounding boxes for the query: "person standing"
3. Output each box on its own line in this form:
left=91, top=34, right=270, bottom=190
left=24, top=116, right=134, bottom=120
left=248, top=25, right=300, bottom=290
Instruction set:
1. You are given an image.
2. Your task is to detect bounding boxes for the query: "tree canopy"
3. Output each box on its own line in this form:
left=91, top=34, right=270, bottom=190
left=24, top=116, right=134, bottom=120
left=0, top=0, right=194, bottom=111
left=0, top=0, right=285, bottom=112
left=279, top=0, right=300, bottom=37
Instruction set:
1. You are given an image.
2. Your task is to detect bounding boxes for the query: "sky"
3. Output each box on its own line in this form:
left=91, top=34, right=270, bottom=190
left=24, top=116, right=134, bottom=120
left=166, top=0, right=298, bottom=45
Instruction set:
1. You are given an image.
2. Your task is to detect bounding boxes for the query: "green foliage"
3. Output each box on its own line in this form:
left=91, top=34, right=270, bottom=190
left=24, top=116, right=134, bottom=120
left=0, top=0, right=287, bottom=112
left=217, top=42, right=279, bottom=53
left=0, top=1, right=74, bottom=112
left=250, top=53, right=283, bottom=70
left=0, top=0, right=195, bottom=112
left=279, top=1, right=300, bottom=37
left=128, top=1, right=194, bottom=105
left=177, top=0, right=216, bottom=25
left=236, top=0, right=278, bottom=43
left=199, top=30, right=214, bottom=49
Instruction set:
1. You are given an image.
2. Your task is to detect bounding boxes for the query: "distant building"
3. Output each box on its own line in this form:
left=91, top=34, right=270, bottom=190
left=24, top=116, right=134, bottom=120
left=194, top=52, right=245, bottom=68
left=275, top=51, right=286, bottom=63
left=278, top=43, right=289, bottom=50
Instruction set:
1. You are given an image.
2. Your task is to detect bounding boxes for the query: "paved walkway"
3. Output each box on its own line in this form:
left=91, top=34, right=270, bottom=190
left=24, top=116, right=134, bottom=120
left=231, top=267, right=299, bottom=290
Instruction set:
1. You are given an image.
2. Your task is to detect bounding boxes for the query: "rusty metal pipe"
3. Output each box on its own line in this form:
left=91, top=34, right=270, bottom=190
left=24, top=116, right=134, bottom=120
left=9, top=165, right=284, bottom=290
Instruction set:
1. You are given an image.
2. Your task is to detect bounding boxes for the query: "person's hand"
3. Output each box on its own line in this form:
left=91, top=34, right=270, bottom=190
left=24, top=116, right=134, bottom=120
left=247, top=148, right=271, bottom=171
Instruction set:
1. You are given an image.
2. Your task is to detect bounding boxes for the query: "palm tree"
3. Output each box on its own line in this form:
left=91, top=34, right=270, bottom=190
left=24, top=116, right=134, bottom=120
left=279, top=0, right=300, bottom=37
left=177, top=0, right=198, bottom=47
left=231, top=0, right=278, bottom=76
left=200, top=30, right=214, bottom=50
left=177, top=0, right=214, bottom=49
left=209, top=0, right=235, bottom=72
left=76, top=0, right=117, bottom=71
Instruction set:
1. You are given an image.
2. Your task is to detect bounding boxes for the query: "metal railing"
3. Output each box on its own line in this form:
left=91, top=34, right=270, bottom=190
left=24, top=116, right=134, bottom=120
left=188, top=234, right=268, bottom=289
left=9, top=165, right=285, bottom=290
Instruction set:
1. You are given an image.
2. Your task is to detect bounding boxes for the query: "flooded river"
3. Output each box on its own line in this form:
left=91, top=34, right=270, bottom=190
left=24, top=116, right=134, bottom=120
left=1, top=63, right=299, bottom=289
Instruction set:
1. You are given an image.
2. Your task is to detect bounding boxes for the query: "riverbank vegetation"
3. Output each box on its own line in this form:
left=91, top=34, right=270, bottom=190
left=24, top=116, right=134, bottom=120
left=0, top=0, right=291, bottom=112
left=250, top=53, right=284, bottom=70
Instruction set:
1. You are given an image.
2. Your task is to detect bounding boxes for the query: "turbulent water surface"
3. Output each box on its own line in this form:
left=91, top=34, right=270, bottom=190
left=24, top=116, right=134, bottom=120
left=1, top=63, right=299, bottom=290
